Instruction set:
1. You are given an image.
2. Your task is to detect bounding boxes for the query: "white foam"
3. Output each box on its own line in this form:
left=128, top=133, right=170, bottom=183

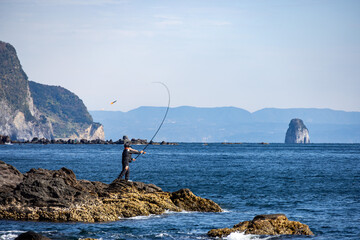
left=118, top=214, right=162, bottom=220
left=164, top=209, right=192, bottom=214
left=224, top=232, right=273, bottom=240
left=222, top=209, right=231, bottom=213
left=155, top=232, right=172, bottom=238
left=0, top=231, right=24, bottom=240
left=79, top=238, right=103, bottom=240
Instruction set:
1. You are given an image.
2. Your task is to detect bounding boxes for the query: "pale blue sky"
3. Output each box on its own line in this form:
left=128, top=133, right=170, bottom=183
left=1, top=0, right=359, bottom=112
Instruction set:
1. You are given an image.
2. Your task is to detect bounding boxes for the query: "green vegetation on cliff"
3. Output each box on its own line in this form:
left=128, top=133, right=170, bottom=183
left=29, top=81, right=96, bottom=138
left=0, top=40, right=104, bottom=140
left=0, top=41, right=34, bottom=121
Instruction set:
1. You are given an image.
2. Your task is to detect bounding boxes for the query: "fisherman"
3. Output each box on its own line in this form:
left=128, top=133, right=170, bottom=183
left=118, top=142, right=145, bottom=181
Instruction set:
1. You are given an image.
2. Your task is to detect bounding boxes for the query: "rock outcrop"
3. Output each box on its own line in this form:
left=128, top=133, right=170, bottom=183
left=15, top=231, right=50, bottom=240
left=0, top=40, right=104, bottom=141
left=0, top=135, right=11, bottom=144
left=208, top=214, right=313, bottom=237
left=285, top=118, right=310, bottom=143
left=0, top=161, right=222, bottom=222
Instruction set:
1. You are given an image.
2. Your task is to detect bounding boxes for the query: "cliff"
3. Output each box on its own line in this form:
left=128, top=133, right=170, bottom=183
left=0, top=40, right=104, bottom=141
left=285, top=118, right=310, bottom=143
left=28, top=81, right=104, bottom=140
left=0, top=41, right=53, bottom=140
left=0, top=161, right=222, bottom=222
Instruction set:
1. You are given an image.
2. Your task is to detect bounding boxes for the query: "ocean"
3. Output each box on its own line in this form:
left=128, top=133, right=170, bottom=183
left=0, top=143, right=359, bottom=240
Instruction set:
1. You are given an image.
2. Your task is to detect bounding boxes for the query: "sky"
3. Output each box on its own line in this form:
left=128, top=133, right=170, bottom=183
left=0, top=0, right=359, bottom=112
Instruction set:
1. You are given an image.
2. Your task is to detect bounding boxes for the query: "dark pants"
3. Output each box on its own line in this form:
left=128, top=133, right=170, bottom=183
left=118, top=164, right=130, bottom=180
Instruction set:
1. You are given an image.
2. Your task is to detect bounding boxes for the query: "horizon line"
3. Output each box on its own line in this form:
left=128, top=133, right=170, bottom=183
left=89, top=105, right=360, bottom=114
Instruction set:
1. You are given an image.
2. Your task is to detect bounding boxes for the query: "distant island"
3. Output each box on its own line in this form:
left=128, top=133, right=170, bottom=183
left=0, top=40, right=104, bottom=141
left=285, top=119, right=310, bottom=144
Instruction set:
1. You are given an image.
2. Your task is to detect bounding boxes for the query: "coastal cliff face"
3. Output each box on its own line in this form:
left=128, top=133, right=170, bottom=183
left=0, top=41, right=53, bottom=140
left=285, top=118, right=310, bottom=143
left=28, top=81, right=104, bottom=140
left=0, top=40, right=104, bottom=141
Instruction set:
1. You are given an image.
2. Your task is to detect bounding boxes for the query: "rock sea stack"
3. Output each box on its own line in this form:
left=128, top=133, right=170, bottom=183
left=0, top=161, right=222, bottom=222
left=208, top=214, right=314, bottom=237
left=285, top=118, right=310, bottom=143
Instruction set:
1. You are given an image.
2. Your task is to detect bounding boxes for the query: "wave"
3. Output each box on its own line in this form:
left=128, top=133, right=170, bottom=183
left=222, top=209, right=231, bottom=213
left=224, top=232, right=273, bottom=240
left=164, top=209, right=193, bottom=214
left=118, top=209, right=196, bottom=220
left=155, top=232, right=172, bottom=238
left=118, top=214, right=162, bottom=220
left=0, top=231, right=24, bottom=240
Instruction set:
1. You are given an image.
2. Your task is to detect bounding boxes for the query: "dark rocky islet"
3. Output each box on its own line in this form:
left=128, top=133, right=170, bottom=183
left=208, top=214, right=314, bottom=237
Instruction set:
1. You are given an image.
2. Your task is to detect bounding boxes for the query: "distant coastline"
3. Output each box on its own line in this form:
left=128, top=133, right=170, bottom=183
left=0, top=135, right=177, bottom=145
left=90, top=107, right=360, bottom=143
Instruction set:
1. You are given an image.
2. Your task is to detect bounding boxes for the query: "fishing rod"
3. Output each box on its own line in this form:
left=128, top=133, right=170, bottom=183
left=135, top=82, right=170, bottom=159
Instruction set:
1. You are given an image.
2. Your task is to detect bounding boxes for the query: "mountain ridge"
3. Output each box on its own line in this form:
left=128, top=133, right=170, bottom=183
left=90, top=106, right=360, bottom=143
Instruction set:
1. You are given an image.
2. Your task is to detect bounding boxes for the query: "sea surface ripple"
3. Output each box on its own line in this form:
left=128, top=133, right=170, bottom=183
left=0, top=143, right=359, bottom=240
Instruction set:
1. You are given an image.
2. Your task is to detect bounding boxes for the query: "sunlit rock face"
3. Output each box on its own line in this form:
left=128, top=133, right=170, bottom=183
left=0, top=40, right=104, bottom=141
left=285, top=118, right=310, bottom=143
left=0, top=161, right=222, bottom=222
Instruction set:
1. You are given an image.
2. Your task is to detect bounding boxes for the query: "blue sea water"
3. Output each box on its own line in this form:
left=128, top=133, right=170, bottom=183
left=0, top=143, right=359, bottom=240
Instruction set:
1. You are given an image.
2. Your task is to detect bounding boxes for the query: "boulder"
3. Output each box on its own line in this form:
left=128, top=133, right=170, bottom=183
left=15, top=231, right=50, bottom=240
left=0, top=162, right=222, bottom=222
left=171, top=188, right=222, bottom=212
left=208, top=214, right=313, bottom=237
left=285, top=118, right=310, bottom=143
left=0, top=135, right=11, bottom=144
left=0, top=160, right=23, bottom=192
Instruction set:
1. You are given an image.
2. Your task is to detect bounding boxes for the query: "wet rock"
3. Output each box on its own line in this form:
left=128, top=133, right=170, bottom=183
left=208, top=214, right=313, bottom=237
left=0, top=135, right=11, bottom=144
left=15, top=231, right=50, bottom=240
left=171, top=188, right=222, bottom=212
left=0, top=162, right=222, bottom=222
left=0, top=160, right=23, bottom=193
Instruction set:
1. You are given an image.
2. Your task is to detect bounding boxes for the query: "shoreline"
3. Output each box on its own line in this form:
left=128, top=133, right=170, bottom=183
left=0, top=135, right=177, bottom=145
left=0, top=161, right=222, bottom=223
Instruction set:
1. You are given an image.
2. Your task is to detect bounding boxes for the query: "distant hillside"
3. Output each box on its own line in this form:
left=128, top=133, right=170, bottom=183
left=0, top=40, right=104, bottom=141
left=90, top=106, right=360, bottom=143
left=29, top=81, right=103, bottom=139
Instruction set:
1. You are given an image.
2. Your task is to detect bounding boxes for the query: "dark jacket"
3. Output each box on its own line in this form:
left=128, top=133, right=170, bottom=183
left=122, top=148, right=139, bottom=165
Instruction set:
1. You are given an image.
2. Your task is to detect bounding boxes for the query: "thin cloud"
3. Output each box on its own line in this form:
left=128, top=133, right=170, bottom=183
left=210, top=21, right=231, bottom=26
left=75, top=28, right=155, bottom=39
left=7, top=0, right=129, bottom=6
left=154, top=15, right=183, bottom=27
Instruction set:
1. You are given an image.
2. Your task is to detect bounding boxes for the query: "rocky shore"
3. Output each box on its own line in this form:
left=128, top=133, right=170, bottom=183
left=0, top=161, right=221, bottom=222
left=0, top=135, right=11, bottom=144
left=208, top=214, right=313, bottom=237
left=0, top=135, right=177, bottom=145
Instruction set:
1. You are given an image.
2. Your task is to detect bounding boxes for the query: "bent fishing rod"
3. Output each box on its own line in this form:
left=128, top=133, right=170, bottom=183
left=135, top=82, right=170, bottom=159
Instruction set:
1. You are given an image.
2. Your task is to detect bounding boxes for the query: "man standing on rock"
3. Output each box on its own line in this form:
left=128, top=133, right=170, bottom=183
left=118, top=142, right=145, bottom=181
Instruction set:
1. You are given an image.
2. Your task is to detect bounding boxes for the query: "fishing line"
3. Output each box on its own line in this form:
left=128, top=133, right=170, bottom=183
left=135, top=82, right=170, bottom=159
